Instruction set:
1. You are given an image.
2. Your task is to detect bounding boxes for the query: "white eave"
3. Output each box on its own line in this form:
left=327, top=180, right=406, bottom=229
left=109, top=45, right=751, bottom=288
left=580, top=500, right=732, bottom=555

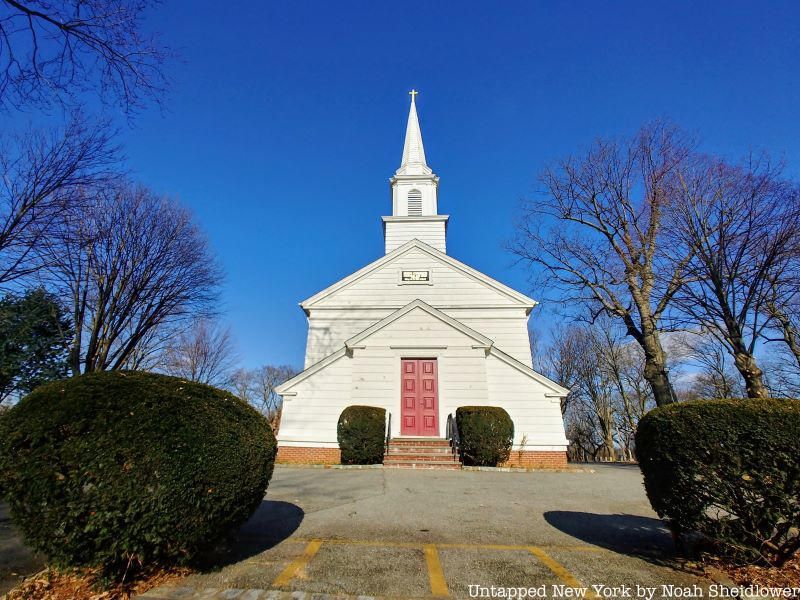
left=299, top=239, right=537, bottom=314
left=344, top=299, right=494, bottom=349
left=276, top=299, right=568, bottom=397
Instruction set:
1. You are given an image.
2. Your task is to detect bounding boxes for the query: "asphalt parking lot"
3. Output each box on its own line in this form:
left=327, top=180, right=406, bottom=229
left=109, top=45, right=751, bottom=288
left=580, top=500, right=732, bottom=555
left=0, top=501, right=45, bottom=595
left=141, top=464, right=709, bottom=599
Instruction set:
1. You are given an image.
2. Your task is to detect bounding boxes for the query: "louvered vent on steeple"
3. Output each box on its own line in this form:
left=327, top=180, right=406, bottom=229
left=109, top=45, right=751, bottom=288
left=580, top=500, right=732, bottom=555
left=407, top=189, right=422, bottom=215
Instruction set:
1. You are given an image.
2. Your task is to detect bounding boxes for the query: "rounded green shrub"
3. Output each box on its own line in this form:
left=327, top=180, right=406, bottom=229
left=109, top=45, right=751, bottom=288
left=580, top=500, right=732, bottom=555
left=337, top=405, right=386, bottom=465
left=636, top=398, right=800, bottom=566
left=456, top=406, right=514, bottom=467
left=0, top=371, right=276, bottom=577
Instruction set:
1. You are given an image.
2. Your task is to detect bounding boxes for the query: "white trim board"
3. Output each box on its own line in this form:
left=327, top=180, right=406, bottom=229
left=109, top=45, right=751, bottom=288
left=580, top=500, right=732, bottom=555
left=299, top=239, right=537, bottom=313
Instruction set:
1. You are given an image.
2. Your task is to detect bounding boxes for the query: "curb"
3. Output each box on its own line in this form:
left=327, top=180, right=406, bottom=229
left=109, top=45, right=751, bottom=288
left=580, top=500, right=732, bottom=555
left=462, top=466, right=595, bottom=473
left=275, top=463, right=384, bottom=470
left=274, top=463, right=595, bottom=473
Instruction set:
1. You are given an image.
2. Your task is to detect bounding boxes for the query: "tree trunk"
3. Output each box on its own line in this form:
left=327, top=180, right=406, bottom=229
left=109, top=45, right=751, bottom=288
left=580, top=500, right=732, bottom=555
left=604, top=428, right=616, bottom=462
left=771, top=305, right=800, bottom=370
left=733, top=351, right=768, bottom=399
left=637, top=326, right=675, bottom=406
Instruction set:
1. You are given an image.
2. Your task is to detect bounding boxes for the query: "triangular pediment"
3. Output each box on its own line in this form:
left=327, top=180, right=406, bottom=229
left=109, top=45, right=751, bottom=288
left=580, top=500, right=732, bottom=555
left=276, top=299, right=569, bottom=396
left=345, top=299, right=494, bottom=349
left=300, top=239, right=536, bottom=312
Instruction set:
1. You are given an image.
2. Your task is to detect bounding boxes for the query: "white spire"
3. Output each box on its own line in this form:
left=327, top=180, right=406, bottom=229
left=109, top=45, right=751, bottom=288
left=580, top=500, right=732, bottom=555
left=396, top=90, right=432, bottom=176
left=385, top=90, right=447, bottom=254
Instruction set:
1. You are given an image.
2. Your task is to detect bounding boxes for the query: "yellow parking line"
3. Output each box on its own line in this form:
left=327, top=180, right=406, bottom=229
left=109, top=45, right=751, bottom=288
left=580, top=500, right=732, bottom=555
left=272, top=539, right=323, bottom=588
left=290, top=537, right=599, bottom=553
left=312, top=538, right=422, bottom=549
left=423, top=544, right=449, bottom=597
left=528, top=547, right=597, bottom=598
left=437, top=542, right=602, bottom=552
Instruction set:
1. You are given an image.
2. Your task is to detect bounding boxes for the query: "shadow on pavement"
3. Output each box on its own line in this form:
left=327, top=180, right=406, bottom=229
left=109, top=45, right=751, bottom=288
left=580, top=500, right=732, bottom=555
left=0, top=502, right=45, bottom=595
left=544, top=511, right=681, bottom=567
left=199, top=499, right=304, bottom=570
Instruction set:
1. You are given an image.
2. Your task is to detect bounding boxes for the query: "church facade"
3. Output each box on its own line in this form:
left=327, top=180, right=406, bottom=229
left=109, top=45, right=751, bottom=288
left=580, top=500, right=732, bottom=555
left=275, top=92, right=569, bottom=468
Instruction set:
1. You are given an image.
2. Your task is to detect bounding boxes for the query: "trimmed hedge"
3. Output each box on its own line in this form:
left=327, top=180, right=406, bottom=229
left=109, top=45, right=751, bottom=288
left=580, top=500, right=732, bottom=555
left=0, top=371, right=276, bottom=578
left=337, top=405, right=386, bottom=465
left=636, top=398, right=800, bottom=566
left=456, top=406, right=514, bottom=467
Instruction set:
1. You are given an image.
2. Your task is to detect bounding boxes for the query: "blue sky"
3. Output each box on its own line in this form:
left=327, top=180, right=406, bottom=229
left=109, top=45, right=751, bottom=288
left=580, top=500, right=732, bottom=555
left=27, top=1, right=800, bottom=369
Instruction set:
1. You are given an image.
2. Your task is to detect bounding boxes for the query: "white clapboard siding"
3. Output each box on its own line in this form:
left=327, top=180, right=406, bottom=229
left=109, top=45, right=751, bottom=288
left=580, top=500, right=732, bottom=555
left=350, top=346, right=489, bottom=439
left=277, top=353, right=353, bottom=444
left=277, top=306, right=568, bottom=448
left=304, top=316, right=385, bottom=367
left=305, top=308, right=534, bottom=368
left=302, top=246, right=536, bottom=367
left=310, top=247, right=520, bottom=308
left=485, top=354, right=569, bottom=449
left=279, top=309, right=493, bottom=444
left=384, top=220, right=446, bottom=253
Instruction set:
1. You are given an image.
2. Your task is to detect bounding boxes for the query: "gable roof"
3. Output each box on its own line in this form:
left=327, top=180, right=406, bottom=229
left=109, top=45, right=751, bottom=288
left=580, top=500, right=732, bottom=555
left=345, top=299, right=493, bottom=349
left=490, top=346, right=570, bottom=396
left=299, top=239, right=537, bottom=313
left=276, top=299, right=569, bottom=397
left=275, top=347, right=347, bottom=396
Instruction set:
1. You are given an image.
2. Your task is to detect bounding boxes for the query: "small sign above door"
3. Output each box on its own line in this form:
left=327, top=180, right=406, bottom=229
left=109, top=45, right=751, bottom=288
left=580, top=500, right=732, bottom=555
left=401, top=270, right=430, bottom=282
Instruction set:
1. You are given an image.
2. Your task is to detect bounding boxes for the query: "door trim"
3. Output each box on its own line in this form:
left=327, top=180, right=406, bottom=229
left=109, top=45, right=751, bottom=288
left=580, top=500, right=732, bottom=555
left=400, top=358, right=439, bottom=437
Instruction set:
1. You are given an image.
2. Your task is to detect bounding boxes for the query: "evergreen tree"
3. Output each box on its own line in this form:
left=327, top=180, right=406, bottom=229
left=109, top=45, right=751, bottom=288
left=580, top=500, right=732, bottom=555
left=0, top=289, right=71, bottom=402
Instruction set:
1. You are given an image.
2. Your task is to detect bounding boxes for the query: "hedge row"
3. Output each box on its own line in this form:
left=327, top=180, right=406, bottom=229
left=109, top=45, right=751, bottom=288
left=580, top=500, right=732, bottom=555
left=456, top=406, right=513, bottom=467
left=636, top=397, right=800, bottom=566
left=337, top=405, right=386, bottom=465
left=0, top=371, right=276, bottom=579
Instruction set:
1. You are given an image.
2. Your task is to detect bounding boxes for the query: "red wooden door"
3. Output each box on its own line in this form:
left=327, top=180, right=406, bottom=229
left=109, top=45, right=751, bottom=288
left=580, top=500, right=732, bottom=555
left=400, top=359, right=439, bottom=436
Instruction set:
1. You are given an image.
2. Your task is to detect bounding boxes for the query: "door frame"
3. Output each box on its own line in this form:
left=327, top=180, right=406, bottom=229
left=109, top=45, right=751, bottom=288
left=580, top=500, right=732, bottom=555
left=399, top=357, right=440, bottom=437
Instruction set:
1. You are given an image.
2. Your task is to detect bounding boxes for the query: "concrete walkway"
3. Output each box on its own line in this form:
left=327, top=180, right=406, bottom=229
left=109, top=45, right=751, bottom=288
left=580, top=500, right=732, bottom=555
left=140, top=465, right=709, bottom=599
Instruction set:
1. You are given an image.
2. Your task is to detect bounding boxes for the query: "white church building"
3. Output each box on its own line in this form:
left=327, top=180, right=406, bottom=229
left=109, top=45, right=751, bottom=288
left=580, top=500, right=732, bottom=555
left=275, top=92, right=569, bottom=468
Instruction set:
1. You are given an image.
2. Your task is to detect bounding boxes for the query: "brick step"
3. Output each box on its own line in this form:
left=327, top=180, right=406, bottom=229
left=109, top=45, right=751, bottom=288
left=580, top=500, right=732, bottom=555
left=385, top=452, right=458, bottom=462
left=383, top=461, right=462, bottom=470
left=386, top=446, right=454, bottom=455
left=388, top=438, right=451, bottom=447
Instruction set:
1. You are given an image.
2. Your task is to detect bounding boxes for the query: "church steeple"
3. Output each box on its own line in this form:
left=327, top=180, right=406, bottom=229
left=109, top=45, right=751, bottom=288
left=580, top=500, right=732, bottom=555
left=397, top=90, right=431, bottom=176
left=383, top=90, right=449, bottom=254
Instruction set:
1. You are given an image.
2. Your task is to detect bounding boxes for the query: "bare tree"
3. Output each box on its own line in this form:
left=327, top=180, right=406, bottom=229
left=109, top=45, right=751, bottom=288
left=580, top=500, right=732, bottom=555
left=668, top=155, right=799, bottom=398
left=0, top=0, right=169, bottom=113
left=599, top=328, right=654, bottom=460
left=552, top=325, right=618, bottom=461
left=685, top=337, right=745, bottom=400
left=0, top=116, right=118, bottom=285
left=227, top=365, right=298, bottom=432
left=543, top=321, right=661, bottom=461
left=228, top=367, right=255, bottom=405
left=536, top=325, right=582, bottom=415
left=39, top=182, right=222, bottom=374
left=162, top=318, right=237, bottom=386
left=253, top=364, right=298, bottom=431
left=511, top=121, right=694, bottom=406
left=765, top=296, right=800, bottom=372
left=761, top=228, right=800, bottom=371
left=119, top=322, right=172, bottom=371
left=564, top=400, right=605, bottom=462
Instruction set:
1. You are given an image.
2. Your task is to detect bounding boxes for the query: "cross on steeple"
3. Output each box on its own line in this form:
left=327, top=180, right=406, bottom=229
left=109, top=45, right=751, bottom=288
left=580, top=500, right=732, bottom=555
left=398, top=90, right=427, bottom=172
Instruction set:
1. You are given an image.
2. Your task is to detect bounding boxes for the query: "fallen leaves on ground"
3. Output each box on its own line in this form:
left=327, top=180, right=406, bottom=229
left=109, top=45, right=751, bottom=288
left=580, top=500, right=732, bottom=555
left=5, top=566, right=191, bottom=600
left=718, top=555, right=800, bottom=589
